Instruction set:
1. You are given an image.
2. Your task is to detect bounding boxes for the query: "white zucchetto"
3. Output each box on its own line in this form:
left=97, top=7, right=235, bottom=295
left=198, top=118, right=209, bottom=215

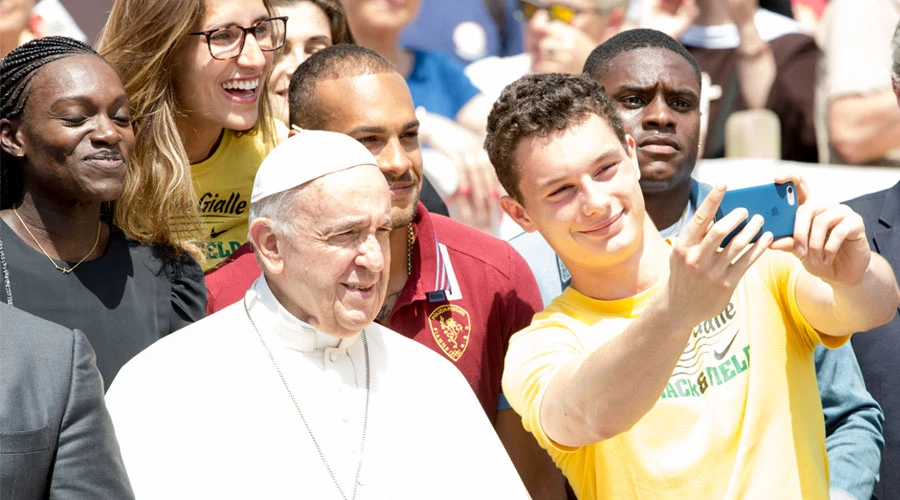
left=250, top=129, right=378, bottom=203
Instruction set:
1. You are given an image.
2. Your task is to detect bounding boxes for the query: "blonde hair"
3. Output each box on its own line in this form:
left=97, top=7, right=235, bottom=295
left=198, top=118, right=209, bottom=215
left=98, top=0, right=278, bottom=258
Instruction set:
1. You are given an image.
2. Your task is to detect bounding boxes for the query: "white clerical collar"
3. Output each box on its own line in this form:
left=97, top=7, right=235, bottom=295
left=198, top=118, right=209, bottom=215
left=245, top=277, right=361, bottom=354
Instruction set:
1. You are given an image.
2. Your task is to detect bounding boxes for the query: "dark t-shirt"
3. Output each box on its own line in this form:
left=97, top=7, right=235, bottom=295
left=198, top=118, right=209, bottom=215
left=0, top=220, right=207, bottom=387
left=686, top=32, right=819, bottom=163
left=420, top=178, right=450, bottom=218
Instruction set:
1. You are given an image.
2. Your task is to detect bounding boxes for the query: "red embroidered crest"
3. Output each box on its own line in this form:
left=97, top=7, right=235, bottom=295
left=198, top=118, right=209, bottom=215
left=428, top=304, right=471, bottom=362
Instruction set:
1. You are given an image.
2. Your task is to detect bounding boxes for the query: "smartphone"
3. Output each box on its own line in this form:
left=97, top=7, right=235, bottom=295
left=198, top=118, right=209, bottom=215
left=715, top=182, right=798, bottom=248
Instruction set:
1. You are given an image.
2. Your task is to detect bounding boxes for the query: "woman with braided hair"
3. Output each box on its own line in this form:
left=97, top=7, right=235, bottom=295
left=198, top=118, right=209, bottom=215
left=0, top=36, right=206, bottom=387
left=98, top=0, right=285, bottom=272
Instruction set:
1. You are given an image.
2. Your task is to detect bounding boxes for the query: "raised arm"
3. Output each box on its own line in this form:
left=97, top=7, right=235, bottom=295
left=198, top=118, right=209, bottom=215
left=539, top=185, right=772, bottom=447
left=770, top=174, right=900, bottom=336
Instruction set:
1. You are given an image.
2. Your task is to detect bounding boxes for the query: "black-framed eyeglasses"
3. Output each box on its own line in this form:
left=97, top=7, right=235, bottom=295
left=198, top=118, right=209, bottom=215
left=189, top=16, right=288, bottom=61
left=515, top=0, right=600, bottom=24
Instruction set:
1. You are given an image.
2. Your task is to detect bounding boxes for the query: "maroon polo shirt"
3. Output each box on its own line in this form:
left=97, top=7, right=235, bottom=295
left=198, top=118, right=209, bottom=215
left=204, top=203, right=543, bottom=421
left=204, top=243, right=256, bottom=314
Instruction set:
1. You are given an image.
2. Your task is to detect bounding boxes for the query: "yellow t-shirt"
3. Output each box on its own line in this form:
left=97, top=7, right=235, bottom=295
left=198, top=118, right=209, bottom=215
left=502, top=250, right=848, bottom=499
left=191, top=130, right=271, bottom=272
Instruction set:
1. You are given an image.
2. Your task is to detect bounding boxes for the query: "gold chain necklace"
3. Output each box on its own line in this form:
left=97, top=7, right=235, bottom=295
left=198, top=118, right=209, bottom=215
left=406, top=222, right=415, bottom=276
left=12, top=206, right=101, bottom=275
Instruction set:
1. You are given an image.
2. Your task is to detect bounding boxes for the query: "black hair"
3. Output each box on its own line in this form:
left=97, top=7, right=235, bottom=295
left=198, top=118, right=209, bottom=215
left=583, top=28, right=701, bottom=86
left=288, top=44, right=397, bottom=130
left=1, top=36, right=101, bottom=209
left=1, top=36, right=99, bottom=119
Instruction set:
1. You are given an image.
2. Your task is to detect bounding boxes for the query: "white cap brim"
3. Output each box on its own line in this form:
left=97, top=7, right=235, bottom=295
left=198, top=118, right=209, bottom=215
left=251, top=129, right=379, bottom=203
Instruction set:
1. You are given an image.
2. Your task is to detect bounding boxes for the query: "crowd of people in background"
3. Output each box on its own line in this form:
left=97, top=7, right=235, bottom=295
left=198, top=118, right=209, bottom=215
left=2, top=1, right=900, bottom=499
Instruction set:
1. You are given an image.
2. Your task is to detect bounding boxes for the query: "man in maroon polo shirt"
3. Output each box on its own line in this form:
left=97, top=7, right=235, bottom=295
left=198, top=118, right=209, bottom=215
left=204, top=44, right=566, bottom=498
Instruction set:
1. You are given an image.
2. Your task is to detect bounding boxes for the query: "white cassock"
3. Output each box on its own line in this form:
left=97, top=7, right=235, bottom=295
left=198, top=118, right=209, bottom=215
left=106, top=278, right=528, bottom=499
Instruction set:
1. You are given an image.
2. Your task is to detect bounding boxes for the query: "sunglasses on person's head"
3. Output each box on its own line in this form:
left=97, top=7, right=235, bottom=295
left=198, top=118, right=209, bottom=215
left=515, top=0, right=595, bottom=24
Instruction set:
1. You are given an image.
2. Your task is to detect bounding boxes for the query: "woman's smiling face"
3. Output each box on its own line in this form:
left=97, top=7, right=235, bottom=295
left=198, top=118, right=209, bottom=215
left=173, top=0, right=275, bottom=135
left=8, top=54, right=134, bottom=204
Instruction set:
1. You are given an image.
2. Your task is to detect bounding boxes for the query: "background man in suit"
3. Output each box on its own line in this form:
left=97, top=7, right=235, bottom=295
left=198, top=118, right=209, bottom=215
left=842, top=19, right=900, bottom=500
left=0, top=304, right=133, bottom=499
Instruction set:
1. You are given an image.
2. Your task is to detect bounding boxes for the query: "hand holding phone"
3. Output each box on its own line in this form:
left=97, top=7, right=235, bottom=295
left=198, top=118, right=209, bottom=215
left=715, top=182, right=798, bottom=248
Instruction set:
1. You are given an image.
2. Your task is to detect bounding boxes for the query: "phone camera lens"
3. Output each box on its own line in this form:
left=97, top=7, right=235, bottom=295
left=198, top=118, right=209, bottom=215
left=787, top=186, right=794, bottom=194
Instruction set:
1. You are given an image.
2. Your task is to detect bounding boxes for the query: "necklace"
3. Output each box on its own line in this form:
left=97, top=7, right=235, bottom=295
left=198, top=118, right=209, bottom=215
left=12, top=206, right=101, bottom=274
left=406, top=222, right=415, bottom=276
left=243, top=296, right=370, bottom=500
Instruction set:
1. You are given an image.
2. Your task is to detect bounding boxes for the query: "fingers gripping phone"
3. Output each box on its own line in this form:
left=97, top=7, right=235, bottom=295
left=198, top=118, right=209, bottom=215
left=715, top=182, right=798, bottom=248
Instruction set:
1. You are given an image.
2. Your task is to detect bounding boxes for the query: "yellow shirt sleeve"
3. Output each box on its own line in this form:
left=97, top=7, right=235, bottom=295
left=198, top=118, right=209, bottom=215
left=758, top=250, right=850, bottom=351
left=501, top=320, right=588, bottom=454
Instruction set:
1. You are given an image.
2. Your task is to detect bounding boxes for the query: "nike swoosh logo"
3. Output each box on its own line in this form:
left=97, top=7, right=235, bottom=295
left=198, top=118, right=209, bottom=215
left=210, top=227, right=228, bottom=239
left=714, top=329, right=740, bottom=361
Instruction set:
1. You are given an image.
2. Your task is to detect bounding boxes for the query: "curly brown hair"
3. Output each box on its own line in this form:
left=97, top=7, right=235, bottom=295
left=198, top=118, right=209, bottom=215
left=484, top=73, right=627, bottom=204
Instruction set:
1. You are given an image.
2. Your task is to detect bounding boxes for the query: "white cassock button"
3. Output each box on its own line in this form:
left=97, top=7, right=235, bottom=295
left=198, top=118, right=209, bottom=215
left=329, top=352, right=337, bottom=362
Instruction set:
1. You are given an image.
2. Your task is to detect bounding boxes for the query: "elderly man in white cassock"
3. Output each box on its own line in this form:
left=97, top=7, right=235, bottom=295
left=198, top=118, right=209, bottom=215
left=105, top=130, right=528, bottom=500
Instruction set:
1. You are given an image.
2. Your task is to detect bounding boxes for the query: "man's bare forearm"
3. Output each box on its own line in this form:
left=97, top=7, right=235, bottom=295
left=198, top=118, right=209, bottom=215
left=799, top=253, right=900, bottom=337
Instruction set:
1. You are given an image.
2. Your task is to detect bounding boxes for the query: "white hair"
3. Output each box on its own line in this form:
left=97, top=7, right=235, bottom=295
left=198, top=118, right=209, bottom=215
left=248, top=187, right=303, bottom=240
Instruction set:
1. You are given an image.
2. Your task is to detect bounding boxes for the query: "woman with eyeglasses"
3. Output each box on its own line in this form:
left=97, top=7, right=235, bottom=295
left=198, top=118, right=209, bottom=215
left=98, top=0, right=285, bottom=272
left=0, top=36, right=206, bottom=388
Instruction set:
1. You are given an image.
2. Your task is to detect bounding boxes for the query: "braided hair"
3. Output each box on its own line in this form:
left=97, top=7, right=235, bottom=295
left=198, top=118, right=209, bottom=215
left=1, top=36, right=99, bottom=209
left=1, top=36, right=98, bottom=120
